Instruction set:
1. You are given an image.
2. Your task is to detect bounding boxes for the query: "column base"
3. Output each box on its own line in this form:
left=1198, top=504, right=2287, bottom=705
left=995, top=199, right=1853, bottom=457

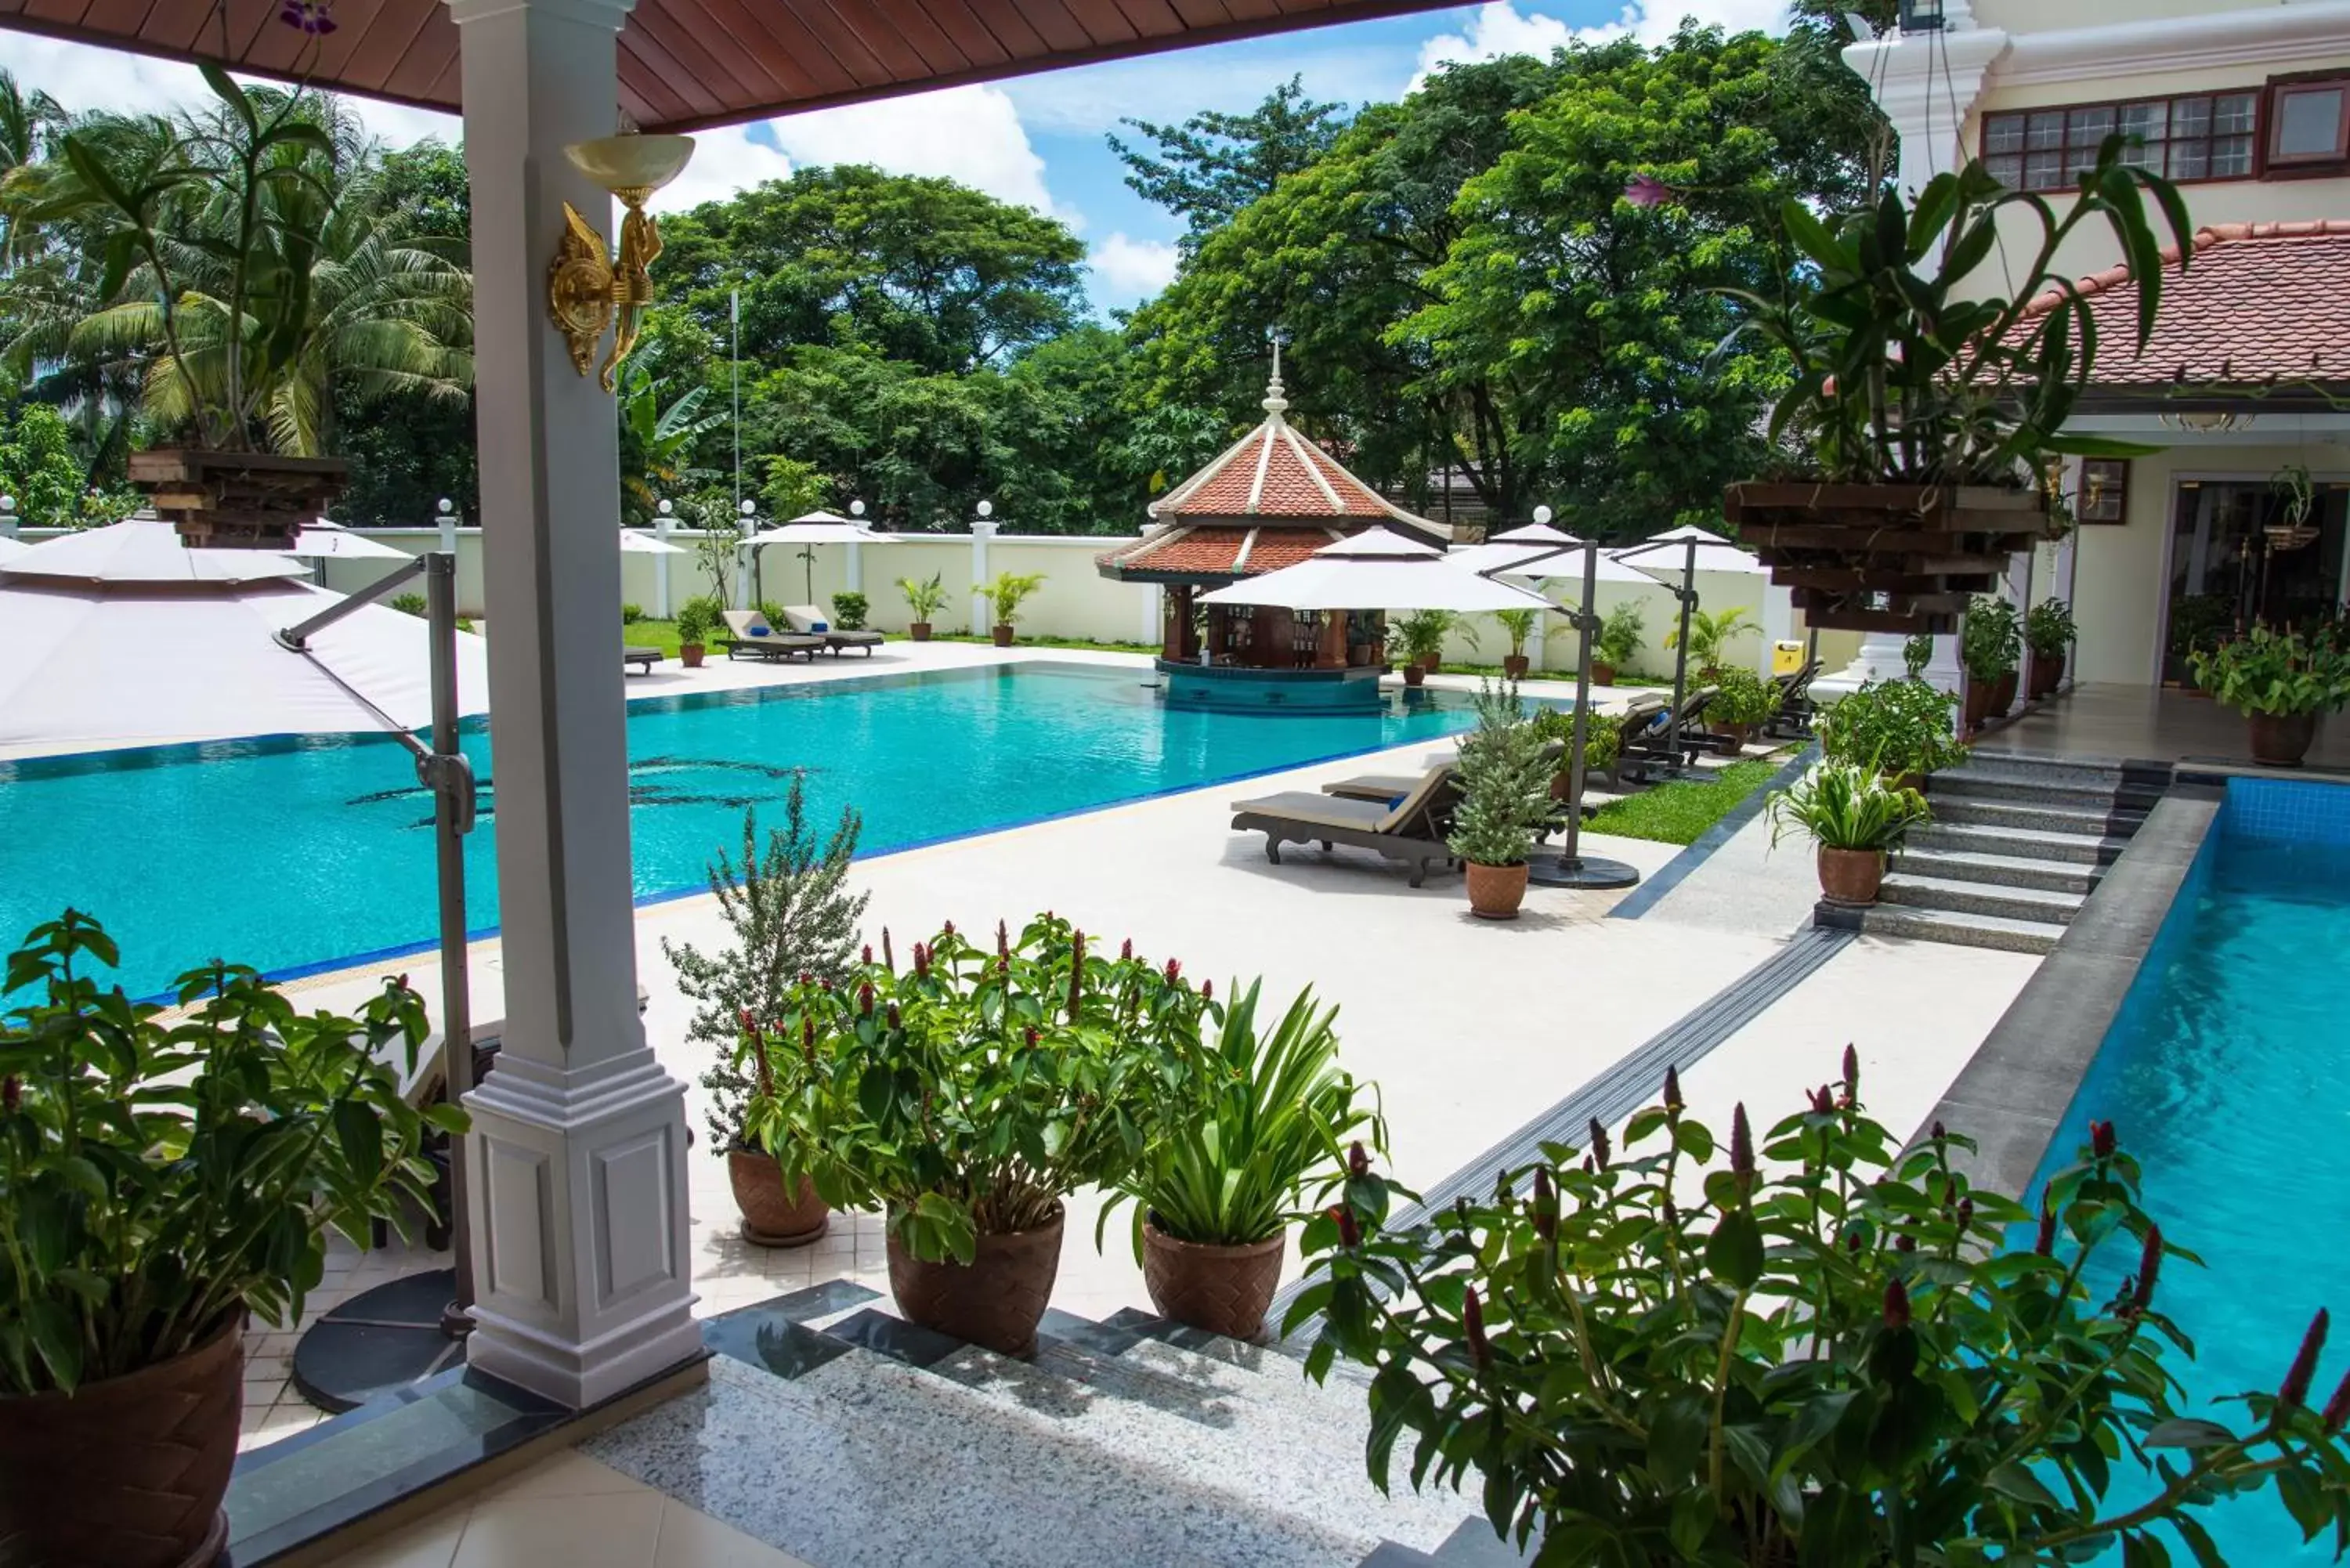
left=462, top=1050, right=703, bottom=1410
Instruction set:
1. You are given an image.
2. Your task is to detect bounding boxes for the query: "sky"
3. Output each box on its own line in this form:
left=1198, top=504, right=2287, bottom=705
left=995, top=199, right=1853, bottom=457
left=0, top=0, right=1788, bottom=316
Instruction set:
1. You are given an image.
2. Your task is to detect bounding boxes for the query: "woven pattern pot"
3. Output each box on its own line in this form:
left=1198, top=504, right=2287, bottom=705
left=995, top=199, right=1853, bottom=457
left=727, top=1147, right=829, bottom=1247
left=1143, top=1221, right=1285, bottom=1341
left=887, top=1205, right=1063, bottom=1357
left=1817, top=846, right=1885, bottom=906
left=2248, top=711, right=2317, bottom=768
left=0, top=1314, right=242, bottom=1568
left=1466, top=861, right=1529, bottom=920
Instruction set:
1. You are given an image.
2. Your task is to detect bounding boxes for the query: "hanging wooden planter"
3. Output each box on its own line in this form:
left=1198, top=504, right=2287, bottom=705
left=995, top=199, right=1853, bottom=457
left=1723, top=482, right=2048, bottom=635
left=128, top=450, right=351, bottom=551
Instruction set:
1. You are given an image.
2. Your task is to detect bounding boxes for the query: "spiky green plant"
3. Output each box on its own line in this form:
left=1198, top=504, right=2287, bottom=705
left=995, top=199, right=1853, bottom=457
left=1766, top=760, right=1932, bottom=853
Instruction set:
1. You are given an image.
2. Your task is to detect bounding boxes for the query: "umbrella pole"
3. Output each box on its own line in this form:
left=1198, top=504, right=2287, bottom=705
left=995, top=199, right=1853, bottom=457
left=1661, top=538, right=1697, bottom=778
left=425, top=554, right=479, bottom=1337
left=1528, top=540, right=1639, bottom=890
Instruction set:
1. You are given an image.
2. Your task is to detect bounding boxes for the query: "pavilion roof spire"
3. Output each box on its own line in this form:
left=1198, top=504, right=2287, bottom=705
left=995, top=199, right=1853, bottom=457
left=1264, top=327, right=1290, bottom=418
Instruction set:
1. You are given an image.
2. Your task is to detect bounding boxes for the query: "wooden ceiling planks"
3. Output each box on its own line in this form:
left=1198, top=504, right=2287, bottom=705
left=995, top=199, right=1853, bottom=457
left=2, top=0, right=1464, bottom=132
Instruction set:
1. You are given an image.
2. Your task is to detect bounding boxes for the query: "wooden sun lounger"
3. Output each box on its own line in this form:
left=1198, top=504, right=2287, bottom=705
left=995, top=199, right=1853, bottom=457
left=721, top=610, right=826, bottom=663
left=779, top=605, right=884, bottom=656
left=624, top=645, right=663, bottom=674
left=1231, top=764, right=1460, bottom=887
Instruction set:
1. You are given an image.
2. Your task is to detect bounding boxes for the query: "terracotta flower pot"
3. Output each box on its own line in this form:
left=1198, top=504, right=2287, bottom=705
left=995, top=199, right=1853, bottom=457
left=727, top=1146, right=829, bottom=1247
left=909, top=621, right=933, bottom=642
left=1401, top=665, right=1427, bottom=688
left=2028, top=650, right=2066, bottom=699
left=2247, top=710, right=2317, bottom=768
left=1885, top=771, right=1925, bottom=795
left=1142, top=1219, right=1285, bottom=1341
left=992, top=624, right=1015, bottom=648
left=680, top=642, right=706, bottom=670
left=0, top=1313, right=243, bottom=1568
left=1502, top=655, right=1530, bottom=679
left=1419, top=650, right=1443, bottom=673
left=1590, top=661, right=1617, bottom=687
left=887, top=1204, right=1063, bottom=1357
left=1719, top=721, right=1752, bottom=751
left=1817, top=845, right=1885, bottom=906
left=1465, top=861, right=1529, bottom=919
left=1990, top=670, right=2018, bottom=718
left=1962, top=679, right=1994, bottom=732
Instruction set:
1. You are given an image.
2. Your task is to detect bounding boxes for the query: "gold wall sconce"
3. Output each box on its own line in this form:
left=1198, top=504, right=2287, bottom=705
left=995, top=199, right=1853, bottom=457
left=548, top=128, right=695, bottom=392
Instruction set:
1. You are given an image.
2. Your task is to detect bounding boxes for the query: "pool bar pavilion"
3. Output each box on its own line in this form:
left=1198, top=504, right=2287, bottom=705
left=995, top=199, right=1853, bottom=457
left=1097, top=359, right=1454, bottom=710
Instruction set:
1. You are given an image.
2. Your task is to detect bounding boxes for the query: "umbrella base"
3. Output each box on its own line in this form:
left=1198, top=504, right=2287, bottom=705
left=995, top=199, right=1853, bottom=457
left=290, top=1269, right=469, bottom=1414
left=1526, top=854, right=1641, bottom=891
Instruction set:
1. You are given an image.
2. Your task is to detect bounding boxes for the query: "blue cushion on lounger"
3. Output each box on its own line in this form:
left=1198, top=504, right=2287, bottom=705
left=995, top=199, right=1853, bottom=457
left=750, top=626, right=769, bottom=637
left=808, top=620, right=830, bottom=633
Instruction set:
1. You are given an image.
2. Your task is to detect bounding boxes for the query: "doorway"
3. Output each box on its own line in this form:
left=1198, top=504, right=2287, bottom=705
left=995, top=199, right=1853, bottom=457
left=2160, top=477, right=2350, bottom=684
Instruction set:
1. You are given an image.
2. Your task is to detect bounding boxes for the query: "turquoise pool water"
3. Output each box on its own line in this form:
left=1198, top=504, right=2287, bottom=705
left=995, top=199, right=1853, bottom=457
left=0, top=663, right=1511, bottom=999
left=2023, top=777, right=2350, bottom=1563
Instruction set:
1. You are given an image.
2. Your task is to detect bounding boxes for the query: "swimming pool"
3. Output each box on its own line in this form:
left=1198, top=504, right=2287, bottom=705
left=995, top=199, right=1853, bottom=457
left=0, top=663, right=1514, bottom=999
left=2022, top=777, right=2350, bottom=1563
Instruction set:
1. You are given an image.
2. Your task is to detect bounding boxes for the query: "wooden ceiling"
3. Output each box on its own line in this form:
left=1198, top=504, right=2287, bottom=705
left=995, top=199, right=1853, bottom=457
left=0, top=0, right=1462, bottom=133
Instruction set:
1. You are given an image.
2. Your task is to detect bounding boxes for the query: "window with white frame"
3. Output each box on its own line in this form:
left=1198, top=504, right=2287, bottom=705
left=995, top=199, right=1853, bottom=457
left=1982, top=92, right=2258, bottom=190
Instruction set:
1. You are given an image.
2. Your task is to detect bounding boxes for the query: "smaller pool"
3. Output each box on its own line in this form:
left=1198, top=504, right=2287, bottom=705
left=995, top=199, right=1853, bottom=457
left=0, top=663, right=1542, bottom=999
left=2021, top=777, right=2350, bottom=1563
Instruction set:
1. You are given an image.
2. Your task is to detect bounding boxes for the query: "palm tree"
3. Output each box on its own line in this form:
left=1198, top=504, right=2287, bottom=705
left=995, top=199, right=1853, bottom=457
left=617, top=357, right=724, bottom=523
left=1665, top=605, right=1759, bottom=674
left=0, top=68, right=67, bottom=269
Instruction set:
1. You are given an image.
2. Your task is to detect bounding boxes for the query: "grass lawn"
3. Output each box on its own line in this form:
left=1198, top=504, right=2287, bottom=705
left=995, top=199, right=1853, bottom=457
left=1587, top=756, right=1784, bottom=847
left=620, top=618, right=703, bottom=658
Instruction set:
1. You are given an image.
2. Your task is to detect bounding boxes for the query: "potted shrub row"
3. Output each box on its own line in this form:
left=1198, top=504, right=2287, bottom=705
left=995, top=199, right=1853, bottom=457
left=1766, top=759, right=1932, bottom=905
left=1816, top=676, right=1968, bottom=791
left=897, top=573, right=949, bottom=641
left=983, top=572, right=1044, bottom=648
left=2026, top=598, right=2076, bottom=699
left=1590, top=602, right=1643, bottom=687
left=2189, top=622, right=2350, bottom=768
left=0, top=912, right=461, bottom=1568
left=1289, top=1060, right=2350, bottom=1563
left=1707, top=665, right=1781, bottom=750
left=734, top=915, right=1383, bottom=1356
left=674, top=594, right=721, bottom=669
left=1960, top=595, right=2022, bottom=733
left=1389, top=610, right=1453, bottom=686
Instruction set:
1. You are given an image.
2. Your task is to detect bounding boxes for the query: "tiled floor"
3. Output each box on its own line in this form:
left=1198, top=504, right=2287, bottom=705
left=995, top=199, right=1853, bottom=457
left=317, top=1447, right=811, bottom=1567
left=1976, top=681, right=2350, bottom=768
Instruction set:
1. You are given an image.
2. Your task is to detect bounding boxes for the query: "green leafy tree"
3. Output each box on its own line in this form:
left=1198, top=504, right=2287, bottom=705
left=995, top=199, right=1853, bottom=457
left=617, top=356, right=723, bottom=523
left=0, top=401, right=85, bottom=522
left=1108, top=77, right=1350, bottom=249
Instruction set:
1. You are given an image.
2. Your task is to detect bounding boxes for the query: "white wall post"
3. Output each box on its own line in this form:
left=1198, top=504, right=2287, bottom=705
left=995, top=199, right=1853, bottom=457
left=846, top=540, right=863, bottom=594
left=653, top=510, right=673, bottom=617
left=444, top=0, right=700, bottom=1410
left=970, top=518, right=996, bottom=636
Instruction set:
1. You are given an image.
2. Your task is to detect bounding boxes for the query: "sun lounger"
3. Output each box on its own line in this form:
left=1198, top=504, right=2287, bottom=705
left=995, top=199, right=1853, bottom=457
left=779, top=604, right=884, bottom=656
left=1231, top=764, right=1460, bottom=887
left=1618, top=689, right=1712, bottom=780
left=1766, top=659, right=1821, bottom=739
left=723, top=610, right=826, bottom=663
left=624, top=645, right=663, bottom=675
left=1321, top=741, right=1563, bottom=805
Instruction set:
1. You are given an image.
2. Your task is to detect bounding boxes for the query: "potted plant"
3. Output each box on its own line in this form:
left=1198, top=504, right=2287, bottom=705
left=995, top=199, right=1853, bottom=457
left=1530, top=707, right=1623, bottom=796
left=794, top=915, right=1198, bottom=1357
left=1389, top=610, right=1452, bottom=688
left=2026, top=598, right=2076, bottom=699
left=1765, top=759, right=1931, bottom=905
left=1961, top=595, right=2022, bottom=731
left=1706, top=665, right=1781, bottom=750
left=1491, top=609, right=1540, bottom=679
left=661, top=786, right=867, bottom=1246
left=829, top=590, right=870, bottom=631
left=1902, top=631, right=1934, bottom=680
left=1715, top=144, right=2189, bottom=634
left=983, top=571, right=1044, bottom=647
left=1816, top=677, right=1967, bottom=789
left=52, top=71, right=392, bottom=547
left=1446, top=683, right=1557, bottom=919
left=1592, top=602, right=1644, bottom=686
left=0, top=912, right=458, bottom=1568
left=672, top=595, right=721, bottom=669
left=1665, top=606, right=1757, bottom=680
left=1100, top=981, right=1386, bottom=1342
left=1290, top=1066, right=2350, bottom=1564
left=2189, top=623, right=2350, bottom=767
left=898, top=574, right=949, bottom=641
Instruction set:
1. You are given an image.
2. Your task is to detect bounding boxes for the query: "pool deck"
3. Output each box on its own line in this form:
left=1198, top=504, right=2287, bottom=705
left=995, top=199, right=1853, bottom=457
left=1977, top=681, right=2350, bottom=771
left=164, top=641, right=2041, bottom=1450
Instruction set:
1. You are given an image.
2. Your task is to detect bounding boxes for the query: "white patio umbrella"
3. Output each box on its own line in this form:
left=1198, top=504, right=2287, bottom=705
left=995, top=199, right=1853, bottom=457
left=619, top=527, right=687, bottom=555
left=1612, top=524, right=1762, bottom=576
left=0, top=529, right=490, bottom=753
left=0, top=536, right=27, bottom=563
left=291, top=519, right=411, bottom=561
left=1500, top=548, right=1658, bottom=587
left=742, top=509, right=895, bottom=602
left=1199, top=530, right=1556, bottom=613
left=2, top=516, right=309, bottom=584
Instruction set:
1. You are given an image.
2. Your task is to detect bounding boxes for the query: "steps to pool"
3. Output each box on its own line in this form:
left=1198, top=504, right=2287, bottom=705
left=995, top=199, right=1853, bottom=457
left=1817, top=753, right=2172, bottom=954
left=583, top=1282, right=1531, bottom=1568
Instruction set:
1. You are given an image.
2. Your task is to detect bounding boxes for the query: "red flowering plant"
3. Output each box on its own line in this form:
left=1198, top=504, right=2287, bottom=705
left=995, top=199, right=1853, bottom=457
left=767, top=913, right=1208, bottom=1265
left=1288, top=1057, right=2350, bottom=1565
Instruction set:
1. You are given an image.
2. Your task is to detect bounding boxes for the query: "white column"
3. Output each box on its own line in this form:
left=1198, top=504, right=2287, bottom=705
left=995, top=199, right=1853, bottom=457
left=846, top=540, right=863, bottom=594
left=1761, top=582, right=1795, bottom=677
left=653, top=511, right=673, bottom=617
left=446, top=0, right=700, bottom=1410
left=969, top=520, right=996, bottom=636
left=1140, top=581, right=1162, bottom=646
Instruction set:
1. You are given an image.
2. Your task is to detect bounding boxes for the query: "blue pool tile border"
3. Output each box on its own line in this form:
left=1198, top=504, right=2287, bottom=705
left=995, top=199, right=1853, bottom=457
left=2221, top=775, right=2350, bottom=846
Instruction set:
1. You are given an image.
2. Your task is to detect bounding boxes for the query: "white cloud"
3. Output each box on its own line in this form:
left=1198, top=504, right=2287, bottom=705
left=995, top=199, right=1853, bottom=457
left=764, top=85, right=1067, bottom=223
left=1003, top=42, right=1403, bottom=137
left=649, top=126, right=794, bottom=215
left=1088, top=233, right=1180, bottom=304
left=1411, top=0, right=1789, bottom=92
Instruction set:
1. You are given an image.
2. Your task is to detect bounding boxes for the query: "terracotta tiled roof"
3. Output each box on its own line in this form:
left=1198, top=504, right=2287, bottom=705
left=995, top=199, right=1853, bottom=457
left=1097, top=524, right=1347, bottom=580
left=1148, top=376, right=1442, bottom=537
left=2018, top=221, right=2350, bottom=388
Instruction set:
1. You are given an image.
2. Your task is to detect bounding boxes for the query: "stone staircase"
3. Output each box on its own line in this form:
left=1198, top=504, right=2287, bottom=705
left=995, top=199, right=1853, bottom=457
left=582, top=1280, right=1528, bottom=1568
left=1833, top=754, right=2170, bottom=953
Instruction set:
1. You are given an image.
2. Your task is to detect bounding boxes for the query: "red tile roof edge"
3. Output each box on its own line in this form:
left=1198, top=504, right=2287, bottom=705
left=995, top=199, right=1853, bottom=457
left=2017, top=219, right=2350, bottom=320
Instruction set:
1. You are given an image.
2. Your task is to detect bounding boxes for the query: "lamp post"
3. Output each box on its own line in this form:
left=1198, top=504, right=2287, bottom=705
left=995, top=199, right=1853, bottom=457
left=0, top=495, right=16, bottom=538
left=1524, top=505, right=1640, bottom=891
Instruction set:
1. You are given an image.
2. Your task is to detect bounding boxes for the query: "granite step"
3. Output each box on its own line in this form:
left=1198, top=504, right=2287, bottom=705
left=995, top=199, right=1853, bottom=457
left=1928, top=771, right=2166, bottom=813
left=590, top=1346, right=1388, bottom=1568
left=1889, top=846, right=2102, bottom=895
left=1849, top=903, right=2066, bottom=955
left=1878, top=872, right=2085, bottom=925
left=1929, top=795, right=2149, bottom=837
left=1936, top=754, right=2157, bottom=791
left=1906, top=820, right=2130, bottom=867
